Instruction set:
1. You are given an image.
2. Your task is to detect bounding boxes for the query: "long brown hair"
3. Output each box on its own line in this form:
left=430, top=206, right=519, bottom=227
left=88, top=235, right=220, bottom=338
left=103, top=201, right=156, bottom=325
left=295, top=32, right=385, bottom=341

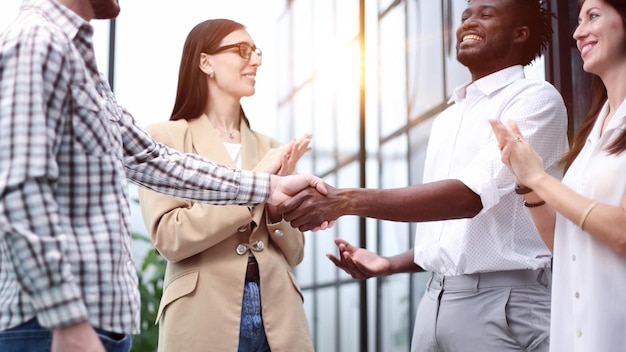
left=170, top=19, right=251, bottom=128
left=561, top=0, right=626, bottom=170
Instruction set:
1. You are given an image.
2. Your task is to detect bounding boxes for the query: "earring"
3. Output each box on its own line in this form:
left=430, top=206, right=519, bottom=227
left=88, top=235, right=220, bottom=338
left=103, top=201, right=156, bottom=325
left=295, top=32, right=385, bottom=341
left=209, top=70, right=215, bottom=78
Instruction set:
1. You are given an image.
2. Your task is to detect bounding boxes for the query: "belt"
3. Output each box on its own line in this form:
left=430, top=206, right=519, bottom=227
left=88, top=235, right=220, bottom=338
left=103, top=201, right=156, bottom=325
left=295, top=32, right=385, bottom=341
left=245, top=255, right=259, bottom=282
left=428, top=268, right=551, bottom=291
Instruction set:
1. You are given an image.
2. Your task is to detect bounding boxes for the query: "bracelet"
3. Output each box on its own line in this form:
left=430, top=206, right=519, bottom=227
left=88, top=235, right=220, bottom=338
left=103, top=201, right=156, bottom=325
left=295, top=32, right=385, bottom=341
left=578, top=201, right=599, bottom=230
left=515, top=184, right=533, bottom=195
left=523, top=199, right=546, bottom=208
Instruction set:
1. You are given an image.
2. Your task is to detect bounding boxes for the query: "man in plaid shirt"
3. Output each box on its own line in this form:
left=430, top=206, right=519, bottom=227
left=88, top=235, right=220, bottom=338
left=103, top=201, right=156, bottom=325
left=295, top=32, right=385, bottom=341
left=0, top=0, right=327, bottom=351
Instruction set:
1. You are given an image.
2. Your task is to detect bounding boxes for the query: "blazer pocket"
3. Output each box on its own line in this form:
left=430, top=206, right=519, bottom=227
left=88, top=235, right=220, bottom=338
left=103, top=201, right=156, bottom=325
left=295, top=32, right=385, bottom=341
left=155, top=270, right=199, bottom=324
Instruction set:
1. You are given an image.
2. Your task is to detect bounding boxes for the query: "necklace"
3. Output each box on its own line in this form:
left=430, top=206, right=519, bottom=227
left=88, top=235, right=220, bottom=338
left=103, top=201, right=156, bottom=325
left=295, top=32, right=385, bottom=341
left=207, top=116, right=239, bottom=139
left=215, top=127, right=237, bottom=139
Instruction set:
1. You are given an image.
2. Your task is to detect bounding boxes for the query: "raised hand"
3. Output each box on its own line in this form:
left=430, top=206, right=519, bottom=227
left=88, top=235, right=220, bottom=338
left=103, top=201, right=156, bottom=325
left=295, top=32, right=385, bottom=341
left=263, top=134, right=312, bottom=222
left=276, top=133, right=312, bottom=176
left=254, top=133, right=312, bottom=176
left=326, top=238, right=390, bottom=280
left=489, top=119, right=546, bottom=188
left=254, top=140, right=295, bottom=174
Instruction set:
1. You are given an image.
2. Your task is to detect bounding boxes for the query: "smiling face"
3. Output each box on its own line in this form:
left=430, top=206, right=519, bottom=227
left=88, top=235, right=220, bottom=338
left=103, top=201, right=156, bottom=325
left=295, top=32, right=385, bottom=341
left=574, top=0, right=626, bottom=77
left=456, top=0, right=527, bottom=80
left=208, top=29, right=262, bottom=99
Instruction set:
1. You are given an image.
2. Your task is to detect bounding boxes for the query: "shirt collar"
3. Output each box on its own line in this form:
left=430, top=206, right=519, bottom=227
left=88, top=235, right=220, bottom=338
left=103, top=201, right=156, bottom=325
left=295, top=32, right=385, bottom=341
left=451, top=65, right=525, bottom=103
left=588, top=99, right=626, bottom=142
left=21, top=0, right=93, bottom=42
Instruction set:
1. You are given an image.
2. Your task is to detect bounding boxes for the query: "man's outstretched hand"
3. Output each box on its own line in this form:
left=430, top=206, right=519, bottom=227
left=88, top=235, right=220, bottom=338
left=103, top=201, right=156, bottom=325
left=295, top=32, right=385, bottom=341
left=268, top=174, right=327, bottom=207
left=326, top=238, right=390, bottom=280
left=278, top=183, right=348, bottom=231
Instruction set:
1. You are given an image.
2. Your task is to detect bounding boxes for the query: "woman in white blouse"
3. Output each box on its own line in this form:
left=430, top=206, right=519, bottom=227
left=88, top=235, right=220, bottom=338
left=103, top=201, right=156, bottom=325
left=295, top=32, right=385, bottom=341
left=490, top=0, right=626, bottom=351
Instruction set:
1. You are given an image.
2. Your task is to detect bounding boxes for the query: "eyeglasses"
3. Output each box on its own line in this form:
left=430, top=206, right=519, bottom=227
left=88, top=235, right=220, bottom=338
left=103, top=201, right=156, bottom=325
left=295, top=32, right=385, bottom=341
left=210, top=42, right=262, bottom=60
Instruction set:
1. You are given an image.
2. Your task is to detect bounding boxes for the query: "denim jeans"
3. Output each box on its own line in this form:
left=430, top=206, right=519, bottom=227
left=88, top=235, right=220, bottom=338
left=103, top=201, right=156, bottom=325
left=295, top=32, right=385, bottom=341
left=0, top=318, right=131, bottom=352
left=238, top=280, right=270, bottom=352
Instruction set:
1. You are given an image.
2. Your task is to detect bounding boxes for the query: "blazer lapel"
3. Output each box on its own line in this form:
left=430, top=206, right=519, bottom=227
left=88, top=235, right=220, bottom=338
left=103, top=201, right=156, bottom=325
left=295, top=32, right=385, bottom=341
left=188, top=115, right=268, bottom=225
left=188, top=114, right=235, bottom=168
left=239, top=122, right=272, bottom=225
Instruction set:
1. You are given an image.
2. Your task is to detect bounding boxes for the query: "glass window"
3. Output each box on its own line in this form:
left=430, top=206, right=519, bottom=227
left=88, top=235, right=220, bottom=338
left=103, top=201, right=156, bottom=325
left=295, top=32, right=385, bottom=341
left=335, top=41, right=362, bottom=158
left=336, top=0, right=359, bottom=44
left=316, top=287, right=338, bottom=352
left=380, top=274, right=413, bottom=351
left=445, top=0, right=474, bottom=97
left=407, top=0, right=448, bottom=119
left=339, top=283, right=361, bottom=352
left=277, top=12, right=294, bottom=102
left=293, top=0, right=314, bottom=87
left=378, top=5, right=407, bottom=137
left=294, top=83, right=314, bottom=140
left=313, top=0, right=335, bottom=71
left=312, top=68, right=337, bottom=174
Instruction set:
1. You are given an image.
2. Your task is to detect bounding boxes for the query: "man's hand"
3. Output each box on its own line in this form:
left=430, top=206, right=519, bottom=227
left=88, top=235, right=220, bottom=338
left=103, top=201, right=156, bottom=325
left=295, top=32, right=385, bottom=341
left=52, top=321, right=105, bottom=352
left=268, top=174, right=327, bottom=207
left=278, top=183, right=348, bottom=231
left=326, top=238, right=390, bottom=280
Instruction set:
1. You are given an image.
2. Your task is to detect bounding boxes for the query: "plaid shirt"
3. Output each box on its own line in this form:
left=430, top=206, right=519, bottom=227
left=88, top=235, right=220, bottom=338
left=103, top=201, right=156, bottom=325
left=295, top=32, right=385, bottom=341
left=0, top=0, right=270, bottom=334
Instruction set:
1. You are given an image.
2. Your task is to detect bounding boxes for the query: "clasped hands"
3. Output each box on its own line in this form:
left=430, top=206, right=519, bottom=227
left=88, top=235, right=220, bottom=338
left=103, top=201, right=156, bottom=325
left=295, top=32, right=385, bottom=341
left=261, top=133, right=338, bottom=231
left=267, top=178, right=340, bottom=231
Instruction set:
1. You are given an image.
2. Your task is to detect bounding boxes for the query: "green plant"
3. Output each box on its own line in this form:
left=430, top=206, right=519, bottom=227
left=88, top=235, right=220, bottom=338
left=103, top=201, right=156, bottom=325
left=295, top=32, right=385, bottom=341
left=130, top=232, right=166, bottom=352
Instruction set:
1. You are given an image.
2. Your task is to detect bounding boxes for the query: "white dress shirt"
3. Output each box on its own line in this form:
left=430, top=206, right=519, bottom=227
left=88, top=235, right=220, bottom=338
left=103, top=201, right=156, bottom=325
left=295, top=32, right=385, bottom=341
left=414, top=65, right=569, bottom=275
left=550, top=99, right=626, bottom=352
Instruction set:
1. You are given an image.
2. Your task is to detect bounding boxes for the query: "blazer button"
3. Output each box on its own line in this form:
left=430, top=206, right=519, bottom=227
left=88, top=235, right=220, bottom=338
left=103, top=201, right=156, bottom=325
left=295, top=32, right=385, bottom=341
left=236, top=244, right=248, bottom=255
left=273, top=229, right=283, bottom=237
left=252, top=240, right=265, bottom=251
left=238, top=225, right=248, bottom=232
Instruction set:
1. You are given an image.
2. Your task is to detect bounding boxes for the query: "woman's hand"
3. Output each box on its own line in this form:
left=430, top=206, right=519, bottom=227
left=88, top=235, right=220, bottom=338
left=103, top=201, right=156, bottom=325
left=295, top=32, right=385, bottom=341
left=489, top=119, right=547, bottom=188
left=264, top=134, right=312, bottom=222
left=253, top=141, right=295, bottom=174
left=276, top=133, right=312, bottom=176
left=253, top=134, right=312, bottom=175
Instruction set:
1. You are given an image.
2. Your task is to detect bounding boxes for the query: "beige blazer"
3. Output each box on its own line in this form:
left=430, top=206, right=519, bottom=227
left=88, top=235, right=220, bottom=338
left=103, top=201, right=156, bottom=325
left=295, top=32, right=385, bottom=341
left=137, top=115, right=313, bottom=352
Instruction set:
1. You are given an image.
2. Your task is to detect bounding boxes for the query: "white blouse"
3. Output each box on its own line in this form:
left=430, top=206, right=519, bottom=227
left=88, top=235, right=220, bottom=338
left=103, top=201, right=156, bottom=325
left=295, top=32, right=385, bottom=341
left=550, top=99, right=626, bottom=352
left=223, top=142, right=242, bottom=169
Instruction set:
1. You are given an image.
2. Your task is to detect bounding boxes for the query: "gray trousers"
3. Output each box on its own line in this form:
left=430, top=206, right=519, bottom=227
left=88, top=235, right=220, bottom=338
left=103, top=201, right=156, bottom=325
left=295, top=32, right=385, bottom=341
left=411, top=268, right=551, bottom=352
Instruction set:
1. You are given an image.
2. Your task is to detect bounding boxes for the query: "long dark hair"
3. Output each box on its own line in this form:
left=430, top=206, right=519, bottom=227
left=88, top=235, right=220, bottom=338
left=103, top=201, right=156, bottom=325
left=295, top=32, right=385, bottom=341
left=170, top=19, right=251, bottom=128
left=561, top=0, right=626, bottom=169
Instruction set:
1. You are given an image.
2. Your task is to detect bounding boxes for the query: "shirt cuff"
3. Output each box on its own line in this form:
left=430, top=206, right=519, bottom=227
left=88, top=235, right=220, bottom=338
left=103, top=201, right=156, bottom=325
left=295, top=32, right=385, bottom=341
left=30, top=281, right=89, bottom=329
left=238, top=170, right=271, bottom=205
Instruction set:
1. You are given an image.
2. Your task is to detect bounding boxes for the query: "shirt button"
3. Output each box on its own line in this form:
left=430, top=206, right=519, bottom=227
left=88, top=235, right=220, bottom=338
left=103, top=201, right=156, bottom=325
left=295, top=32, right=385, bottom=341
left=273, top=229, right=283, bottom=237
left=238, top=225, right=248, bottom=232
left=575, top=292, right=580, bottom=299
left=572, top=255, right=576, bottom=262
left=577, top=330, right=583, bottom=338
left=236, top=244, right=248, bottom=255
left=253, top=240, right=265, bottom=251
left=45, top=251, right=61, bottom=261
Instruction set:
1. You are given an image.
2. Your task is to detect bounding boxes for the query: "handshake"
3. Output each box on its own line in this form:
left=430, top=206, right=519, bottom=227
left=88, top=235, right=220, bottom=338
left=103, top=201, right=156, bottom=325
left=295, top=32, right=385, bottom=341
left=267, top=174, right=344, bottom=232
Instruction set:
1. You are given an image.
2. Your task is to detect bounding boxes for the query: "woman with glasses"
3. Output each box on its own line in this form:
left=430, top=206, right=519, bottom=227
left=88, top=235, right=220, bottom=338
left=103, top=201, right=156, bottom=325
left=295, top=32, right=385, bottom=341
left=490, top=0, right=626, bottom=350
left=138, top=19, right=314, bottom=352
